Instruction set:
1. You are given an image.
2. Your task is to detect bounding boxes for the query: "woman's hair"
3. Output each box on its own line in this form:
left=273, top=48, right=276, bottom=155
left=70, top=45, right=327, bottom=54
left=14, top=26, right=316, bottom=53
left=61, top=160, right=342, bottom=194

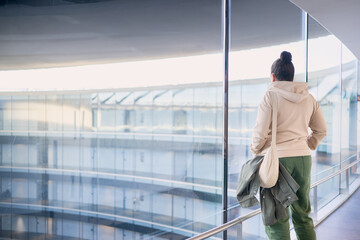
left=271, top=51, right=295, bottom=81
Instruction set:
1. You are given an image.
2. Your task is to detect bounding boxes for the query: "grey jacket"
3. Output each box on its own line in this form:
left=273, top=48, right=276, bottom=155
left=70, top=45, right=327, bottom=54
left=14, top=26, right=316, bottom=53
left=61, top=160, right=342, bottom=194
left=236, top=155, right=299, bottom=226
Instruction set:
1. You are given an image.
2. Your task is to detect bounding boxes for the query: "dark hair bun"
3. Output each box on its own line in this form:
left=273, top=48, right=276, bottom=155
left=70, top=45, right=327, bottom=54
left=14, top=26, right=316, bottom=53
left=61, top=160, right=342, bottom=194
left=280, top=51, right=292, bottom=63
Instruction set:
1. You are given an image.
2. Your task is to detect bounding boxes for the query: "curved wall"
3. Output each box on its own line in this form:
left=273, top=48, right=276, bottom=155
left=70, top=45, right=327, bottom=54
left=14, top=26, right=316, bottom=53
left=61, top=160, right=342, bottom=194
left=0, top=0, right=359, bottom=239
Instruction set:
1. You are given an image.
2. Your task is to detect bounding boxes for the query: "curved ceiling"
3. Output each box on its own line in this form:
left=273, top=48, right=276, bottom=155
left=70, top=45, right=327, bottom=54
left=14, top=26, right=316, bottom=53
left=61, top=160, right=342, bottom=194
left=290, top=0, right=360, bottom=60
left=1, top=0, right=358, bottom=71
left=0, top=0, right=304, bottom=70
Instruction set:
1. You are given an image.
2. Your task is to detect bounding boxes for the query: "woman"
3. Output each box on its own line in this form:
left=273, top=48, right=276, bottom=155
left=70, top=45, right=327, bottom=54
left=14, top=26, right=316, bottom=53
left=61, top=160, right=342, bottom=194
left=250, top=51, right=327, bottom=240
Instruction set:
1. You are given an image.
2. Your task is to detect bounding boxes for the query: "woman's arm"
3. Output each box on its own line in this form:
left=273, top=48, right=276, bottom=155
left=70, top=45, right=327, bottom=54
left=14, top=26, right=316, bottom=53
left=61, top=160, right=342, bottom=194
left=307, top=101, right=328, bottom=150
left=250, top=92, right=272, bottom=156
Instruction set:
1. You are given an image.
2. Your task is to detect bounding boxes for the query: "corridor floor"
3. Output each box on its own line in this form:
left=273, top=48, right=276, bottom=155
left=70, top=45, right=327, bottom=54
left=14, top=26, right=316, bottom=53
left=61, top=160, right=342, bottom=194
left=315, top=187, right=360, bottom=240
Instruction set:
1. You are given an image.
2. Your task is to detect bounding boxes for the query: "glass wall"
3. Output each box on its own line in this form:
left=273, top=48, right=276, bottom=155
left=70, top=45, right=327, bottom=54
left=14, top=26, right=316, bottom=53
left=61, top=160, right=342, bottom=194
left=0, top=0, right=224, bottom=239
left=340, top=45, right=358, bottom=187
left=307, top=16, right=341, bottom=209
left=228, top=0, right=306, bottom=238
left=0, top=0, right=359, bottom=239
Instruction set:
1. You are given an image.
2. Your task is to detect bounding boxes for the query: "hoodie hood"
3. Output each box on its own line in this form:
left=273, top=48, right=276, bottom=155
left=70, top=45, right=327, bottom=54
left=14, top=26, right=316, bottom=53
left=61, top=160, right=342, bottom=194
left=268, top=81, right=309, bottom=103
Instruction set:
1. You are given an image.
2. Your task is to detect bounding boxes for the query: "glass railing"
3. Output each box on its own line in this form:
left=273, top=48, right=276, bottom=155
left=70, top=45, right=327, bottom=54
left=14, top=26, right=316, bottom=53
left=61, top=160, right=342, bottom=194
left=188, top=159, right=360, bottom=240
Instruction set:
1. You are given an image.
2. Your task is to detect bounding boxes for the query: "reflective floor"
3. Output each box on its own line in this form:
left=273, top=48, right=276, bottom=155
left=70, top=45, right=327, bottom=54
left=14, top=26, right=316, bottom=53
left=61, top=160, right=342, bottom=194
left=315, top=187, right=360, bottom=240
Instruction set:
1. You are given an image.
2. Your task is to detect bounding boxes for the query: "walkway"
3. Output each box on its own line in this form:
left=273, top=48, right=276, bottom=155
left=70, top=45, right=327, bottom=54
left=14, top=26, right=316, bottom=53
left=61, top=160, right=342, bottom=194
left=315, top=188, right=360, bottom=240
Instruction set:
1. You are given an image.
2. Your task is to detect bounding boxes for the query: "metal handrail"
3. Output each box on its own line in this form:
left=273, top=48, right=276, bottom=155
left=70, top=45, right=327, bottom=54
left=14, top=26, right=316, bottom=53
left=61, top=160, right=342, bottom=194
left=188, top=158, right=360, bottom=240
left=188, top=209, right=261, bottom=240
left=311, top=159, right=358, bottom=188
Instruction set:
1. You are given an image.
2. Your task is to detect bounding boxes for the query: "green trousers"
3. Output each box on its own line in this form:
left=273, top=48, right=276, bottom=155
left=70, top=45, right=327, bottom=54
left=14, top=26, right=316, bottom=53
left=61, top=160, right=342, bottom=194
left=265, top=156, right=316, bottom=240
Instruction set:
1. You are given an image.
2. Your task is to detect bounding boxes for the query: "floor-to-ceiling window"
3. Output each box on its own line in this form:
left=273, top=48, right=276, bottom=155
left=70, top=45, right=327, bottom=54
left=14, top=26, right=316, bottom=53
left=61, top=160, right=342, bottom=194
left=340, top=44, right=358, bottom=186
left=0, top=0, right=224, bottom=239
left=0, top=1, right=359, bottom=239
left=227, top=0, right=306, bottom=238
left=307, top=15, right=342, bottom=212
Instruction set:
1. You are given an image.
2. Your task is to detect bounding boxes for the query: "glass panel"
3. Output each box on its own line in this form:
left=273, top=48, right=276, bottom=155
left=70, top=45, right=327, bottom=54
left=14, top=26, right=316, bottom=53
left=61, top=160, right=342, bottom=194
left=308, top=17, right=341, bottom=178
left=352, top=60, right=360, bottom=185
left=307, top=16, right=341, bottom=209
left=350, top=162, right=359, bottom=185
left=340, top=45, right=358, bottom=189
left=11, top=96, right=29, bottom=168
left=46, top=95, right=63, bottom=132
left=0, top=0, right=223, bottom=238
left=341, top=44, right=357, bottom=163
left=0, top=91, right=13, bottom=222
left=228, top=0, right=306, bottom=221
left=310, top=176, right=340, bottom=216
left=12, top=96, right=28, bottom=132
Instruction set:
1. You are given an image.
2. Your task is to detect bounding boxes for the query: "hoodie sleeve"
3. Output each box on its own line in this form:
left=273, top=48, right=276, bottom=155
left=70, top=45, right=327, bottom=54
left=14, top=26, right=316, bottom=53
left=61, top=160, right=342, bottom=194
left=250, top=91, right=272, bottom=156
left=307, top=100, right=328, bottom=150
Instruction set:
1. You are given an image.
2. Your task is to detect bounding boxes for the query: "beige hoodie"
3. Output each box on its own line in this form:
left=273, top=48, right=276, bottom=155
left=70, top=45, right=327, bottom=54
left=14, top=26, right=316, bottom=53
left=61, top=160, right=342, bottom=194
left=250, top=81, right=328, bottom=158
